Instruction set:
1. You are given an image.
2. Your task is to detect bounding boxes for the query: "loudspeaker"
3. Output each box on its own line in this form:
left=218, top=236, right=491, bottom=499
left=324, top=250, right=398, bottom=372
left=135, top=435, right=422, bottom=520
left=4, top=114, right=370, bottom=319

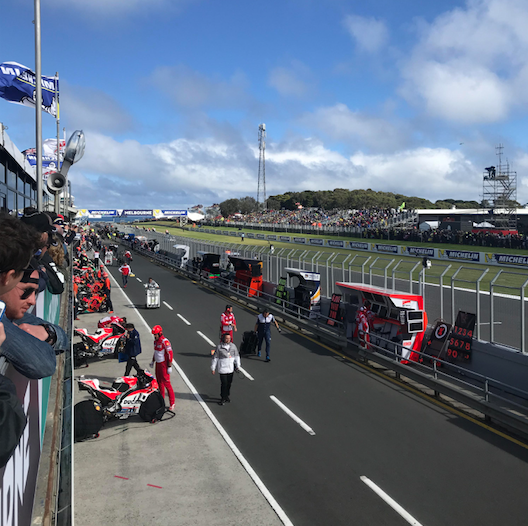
left=47, top=172, right=66, bottom=194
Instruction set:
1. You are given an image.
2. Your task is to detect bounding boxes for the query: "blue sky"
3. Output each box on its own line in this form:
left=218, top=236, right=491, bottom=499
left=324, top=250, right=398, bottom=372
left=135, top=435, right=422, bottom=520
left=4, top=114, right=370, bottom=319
left=2, top=0, right=528, bottom=209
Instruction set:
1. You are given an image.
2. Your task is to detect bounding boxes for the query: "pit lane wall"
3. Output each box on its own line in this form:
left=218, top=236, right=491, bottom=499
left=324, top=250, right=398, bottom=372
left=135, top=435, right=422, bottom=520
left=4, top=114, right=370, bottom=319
left=0, top=289, right=61, bottom=526
left=192, top=229, right=528, bottom=269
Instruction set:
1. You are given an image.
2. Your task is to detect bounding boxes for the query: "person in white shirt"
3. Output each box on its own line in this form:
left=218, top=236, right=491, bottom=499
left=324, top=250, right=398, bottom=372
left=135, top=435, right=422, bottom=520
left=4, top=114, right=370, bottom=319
left=211, top=333, right=240, bottom=405
left=145, top=277, right=159, bottom=289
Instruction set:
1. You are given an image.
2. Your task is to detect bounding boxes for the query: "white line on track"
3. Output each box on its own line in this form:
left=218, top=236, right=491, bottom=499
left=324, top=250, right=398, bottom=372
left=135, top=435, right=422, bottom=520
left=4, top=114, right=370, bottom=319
left=163, top=301, right=173, bottom=310
left=173, top=361, right=293, bottom=526
left=238, top=367, right=254, bottom=381
left=107, top=271, right=293, bottom=526
left=270, top=396, right=315, bottom=436
left=197, top=331, right=216, bottom=346
left=360, top=476, right=423, bottom=526
left=177, top=314, right=191, bottom=325
left=136, top=277, right=142, bottom=282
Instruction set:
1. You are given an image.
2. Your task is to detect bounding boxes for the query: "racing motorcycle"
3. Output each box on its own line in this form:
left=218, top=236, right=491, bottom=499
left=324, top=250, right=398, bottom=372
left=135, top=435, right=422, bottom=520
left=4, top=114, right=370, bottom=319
left=74, top=322, right=126, bottom=359
left=76, top=371, right=160, bottom=421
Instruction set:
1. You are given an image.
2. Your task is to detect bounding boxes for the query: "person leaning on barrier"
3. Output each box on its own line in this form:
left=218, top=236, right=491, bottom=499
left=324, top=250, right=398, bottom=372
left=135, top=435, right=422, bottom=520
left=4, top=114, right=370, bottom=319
left=0, top=264, right=67, bottom=379
left=20, top=210, right=64, bottom=295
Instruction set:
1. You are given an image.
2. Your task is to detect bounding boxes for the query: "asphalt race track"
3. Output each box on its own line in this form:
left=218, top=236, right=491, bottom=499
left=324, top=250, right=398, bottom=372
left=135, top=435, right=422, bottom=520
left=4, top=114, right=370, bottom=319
left=106, top=251, right=528, bottom=526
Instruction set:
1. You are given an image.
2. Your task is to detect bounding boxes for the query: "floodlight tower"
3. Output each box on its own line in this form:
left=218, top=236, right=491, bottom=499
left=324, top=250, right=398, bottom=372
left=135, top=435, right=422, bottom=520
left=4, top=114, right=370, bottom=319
left=482, top=144, right=517, bottom=230
left=257, top=123, right=266, bottom=209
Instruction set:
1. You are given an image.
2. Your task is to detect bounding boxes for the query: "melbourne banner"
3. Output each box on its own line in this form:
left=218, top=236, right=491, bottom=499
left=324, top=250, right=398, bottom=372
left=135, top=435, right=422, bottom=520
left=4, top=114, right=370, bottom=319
left=0, top=62, right=58, bottom=117
left=121, top=210, right=153, bottom=216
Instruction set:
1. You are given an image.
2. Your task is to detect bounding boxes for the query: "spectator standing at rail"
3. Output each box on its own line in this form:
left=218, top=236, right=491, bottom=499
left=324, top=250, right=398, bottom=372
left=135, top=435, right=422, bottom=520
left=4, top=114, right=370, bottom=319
left=220, top=304, right=237, bottom=340
left=118, top=262, right=131, bottom=288
left=123, top=323, right=143, bottom=376
left=149, top=325, right=175, bottom=411
left=254, top=308, right=281, bottom=362
left=211, top=333, right=240, bottom=405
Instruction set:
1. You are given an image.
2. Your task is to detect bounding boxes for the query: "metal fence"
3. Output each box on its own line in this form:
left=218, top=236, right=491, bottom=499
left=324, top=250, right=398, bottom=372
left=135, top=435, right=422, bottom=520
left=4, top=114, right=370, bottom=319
left=124, top=227, right=528, bottom=354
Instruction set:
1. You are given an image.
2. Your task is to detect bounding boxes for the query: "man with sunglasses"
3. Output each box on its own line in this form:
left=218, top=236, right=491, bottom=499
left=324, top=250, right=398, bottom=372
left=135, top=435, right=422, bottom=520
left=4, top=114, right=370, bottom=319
left=0, top=267, right=66, bottom=379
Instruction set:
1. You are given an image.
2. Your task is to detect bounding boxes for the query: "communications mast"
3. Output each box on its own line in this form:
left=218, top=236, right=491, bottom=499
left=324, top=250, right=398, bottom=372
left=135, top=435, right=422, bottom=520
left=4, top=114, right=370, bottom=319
left=482, top=144, right=517, bottom=231
left=257, top=123, right=266, bottom=209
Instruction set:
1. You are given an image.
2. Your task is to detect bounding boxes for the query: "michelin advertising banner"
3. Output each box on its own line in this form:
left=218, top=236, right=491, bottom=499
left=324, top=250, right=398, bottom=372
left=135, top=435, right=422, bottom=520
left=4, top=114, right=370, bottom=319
left=0, top=62, right=58, bottom=117
left=205, top=229, right=528, bottom=269
left=153, top=209, right=187, bottom=218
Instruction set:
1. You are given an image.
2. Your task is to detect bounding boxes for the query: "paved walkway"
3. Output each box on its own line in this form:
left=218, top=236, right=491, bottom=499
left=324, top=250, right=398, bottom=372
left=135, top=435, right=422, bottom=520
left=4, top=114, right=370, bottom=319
left=73, top=273, right=284, bottom=526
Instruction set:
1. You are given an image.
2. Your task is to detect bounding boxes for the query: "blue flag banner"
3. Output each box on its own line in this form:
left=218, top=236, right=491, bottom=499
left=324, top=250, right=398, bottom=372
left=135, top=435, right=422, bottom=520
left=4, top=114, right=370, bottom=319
left=25, top=154, right=60, bottom=181
left=0, top=62, right=58, bottom=117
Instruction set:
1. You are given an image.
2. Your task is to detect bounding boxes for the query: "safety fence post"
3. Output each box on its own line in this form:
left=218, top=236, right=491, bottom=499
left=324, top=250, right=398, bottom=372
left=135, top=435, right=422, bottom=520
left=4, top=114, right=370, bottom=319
left=521, top=277, right=528, bottom=354
left=475, top=268, right=489, bottom=340
left=361, top=256, right=371, bottom=285
left=409, top=261, right=421, bottom=294
left=369, top=257, right=380, bottom=286
left=439, top=264, right=452, bottom=320
left=450, top=266, right=464, bottom=325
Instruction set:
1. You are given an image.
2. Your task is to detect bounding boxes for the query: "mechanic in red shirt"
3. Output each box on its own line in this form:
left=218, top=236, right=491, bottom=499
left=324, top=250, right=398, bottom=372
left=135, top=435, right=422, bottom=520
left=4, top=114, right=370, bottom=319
left=220, top=304, right=237, bottom=340
left=150, top=325, right=175, bottom=410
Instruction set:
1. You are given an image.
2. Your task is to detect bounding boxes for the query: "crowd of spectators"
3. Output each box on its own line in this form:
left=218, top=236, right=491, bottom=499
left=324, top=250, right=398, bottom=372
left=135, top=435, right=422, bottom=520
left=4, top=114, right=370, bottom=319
left=0, top=209, right=73, bottom=467
left=364, top=227, right=528, bottom=249
left=219, top=208, right=405, bottom=229
left=209, top=207, right=526, bottom=248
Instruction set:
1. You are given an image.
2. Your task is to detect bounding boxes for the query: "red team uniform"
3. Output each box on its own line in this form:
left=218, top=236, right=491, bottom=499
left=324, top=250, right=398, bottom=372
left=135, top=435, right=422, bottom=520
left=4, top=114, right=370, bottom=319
left=153, top=333, right=175, bottom=408
left=220, top=311, right=237, bottom=339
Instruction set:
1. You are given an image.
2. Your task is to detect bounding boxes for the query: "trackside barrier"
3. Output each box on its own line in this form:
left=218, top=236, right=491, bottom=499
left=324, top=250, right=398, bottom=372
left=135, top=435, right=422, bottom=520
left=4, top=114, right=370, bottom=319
left=127, top=240, right=528, bottom=438
left=359, top=332, right=528, bottom=438
left=121, top=227, right=528, bottom=352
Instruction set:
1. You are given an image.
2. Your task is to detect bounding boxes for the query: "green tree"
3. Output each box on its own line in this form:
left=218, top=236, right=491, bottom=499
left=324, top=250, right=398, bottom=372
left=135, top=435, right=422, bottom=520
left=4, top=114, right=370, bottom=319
left=239, top=196, right=259, bottom=214
left=219, top=198, right=240, bottom=217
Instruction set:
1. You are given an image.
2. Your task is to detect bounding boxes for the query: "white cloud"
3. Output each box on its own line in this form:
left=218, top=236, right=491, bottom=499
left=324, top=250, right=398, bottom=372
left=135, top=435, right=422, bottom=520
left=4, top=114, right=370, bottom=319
left=349, top=148, right=480, bottom=199
left=401, top=0, right=528, bottom=123
left=70, top=132, right=487, bottom=208
left=300, top=103, right=408, bottom=151
left=268, top=61, right=313, bottom=97
left=343, top=14, right=389, bottom=53
left=150, top=65, right=251, bottom=109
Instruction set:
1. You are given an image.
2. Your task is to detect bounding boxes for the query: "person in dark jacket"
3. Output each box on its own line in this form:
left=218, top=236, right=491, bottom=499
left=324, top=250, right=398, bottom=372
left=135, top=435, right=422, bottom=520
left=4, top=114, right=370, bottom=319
left=123, top=323, right=143, bottom=376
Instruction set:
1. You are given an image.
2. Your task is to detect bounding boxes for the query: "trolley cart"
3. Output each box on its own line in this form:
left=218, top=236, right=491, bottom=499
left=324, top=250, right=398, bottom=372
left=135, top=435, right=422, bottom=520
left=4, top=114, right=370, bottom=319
left=146, top=287, right=161, bottom=308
